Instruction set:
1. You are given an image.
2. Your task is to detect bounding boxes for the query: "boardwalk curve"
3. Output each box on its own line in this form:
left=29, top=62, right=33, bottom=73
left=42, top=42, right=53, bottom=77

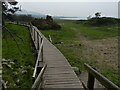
left=33, top=26, right=83, bottom=88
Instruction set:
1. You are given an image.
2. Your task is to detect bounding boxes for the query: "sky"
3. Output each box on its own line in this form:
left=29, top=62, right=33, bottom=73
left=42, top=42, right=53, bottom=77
left=16, top=0, right=119, bottom=18
left=17, top=0, right=119, bottom=2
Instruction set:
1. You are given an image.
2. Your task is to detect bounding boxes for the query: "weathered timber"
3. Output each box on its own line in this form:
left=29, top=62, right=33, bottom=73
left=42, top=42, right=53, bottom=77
left=84, top=63, right=120, bottom=90
left=32, top=64, right=47, bottom=88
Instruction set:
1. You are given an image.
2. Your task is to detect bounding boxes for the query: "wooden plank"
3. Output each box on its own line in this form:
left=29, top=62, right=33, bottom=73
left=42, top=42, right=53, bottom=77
left=43, top=78, right=80, bottom=82
left=31, top=25, right=83, bottom=88
left=37, top=32, right=39, bottom=50
left=45, top=81, right=81, bottom=85
left=44, top=84, right=82, bottom=88
left=42, top=36, right=83, bottom=88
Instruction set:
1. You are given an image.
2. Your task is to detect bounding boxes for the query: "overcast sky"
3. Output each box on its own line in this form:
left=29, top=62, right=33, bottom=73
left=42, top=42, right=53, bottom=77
left=17, top=0, right=119, bottom=18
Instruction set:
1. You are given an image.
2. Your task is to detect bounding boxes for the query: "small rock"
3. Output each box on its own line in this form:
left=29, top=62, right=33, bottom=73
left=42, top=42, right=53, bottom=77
left=72, top=67, right=81, bottom=75
left=104, top=53, right=107, bottom=54
left=2, top=62, right=7, bottom=65
left=13, top=83, right=16, bottom=86
left=22, top=70, right=27, bottom=74
left=2, top=58, right=6, bottom=61
left=20, top=66, right=23, bottom=68
left=2, top=63, right=12, bottom=69
left=2, top=59, right=7, bottom=62
left=7, top=65, right=12, bottom=68
left=61, top=42, right=63, bottom=44
left=16, top=79, right=20, bottom=85
left=79, top=44, right=82, bottom=46
left=12, top=72, right=18, bottom=78
left=9, top=62, right=15, bottom=64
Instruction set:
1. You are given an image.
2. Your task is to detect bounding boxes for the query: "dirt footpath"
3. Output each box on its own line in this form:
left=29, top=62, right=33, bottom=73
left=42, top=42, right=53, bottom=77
left=81, top=37, right=118, bottom=71
left=73, top=26, right=119, bottom=88
left=79, top=37, right=118, bottom=88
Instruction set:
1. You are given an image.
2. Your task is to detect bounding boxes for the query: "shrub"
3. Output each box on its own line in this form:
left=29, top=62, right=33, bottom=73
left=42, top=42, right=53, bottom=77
left=31, top=16, right=61, bottom=30
left=85, top=17, right=118, bottom=26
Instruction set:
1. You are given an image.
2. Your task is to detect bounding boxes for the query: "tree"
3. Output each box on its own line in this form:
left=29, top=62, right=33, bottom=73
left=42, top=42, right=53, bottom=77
left=95, top=12, right=101, bottom=18
left=2, top=0, right=18, bottom=14
left=46, top=15, right=53, bottom=21
left=1, top=0, right=19, bottom=24
left=1, top=0, right=24, bottom=56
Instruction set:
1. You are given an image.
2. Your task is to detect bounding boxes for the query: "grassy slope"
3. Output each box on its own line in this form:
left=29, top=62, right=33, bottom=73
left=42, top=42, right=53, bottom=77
left=2, top=24, right=35, bottom=88
left=74, top=24, right=118, bottom=39
left=41, top=20, right=119, bottom=86
left=41, top=20, right=118, bottom=69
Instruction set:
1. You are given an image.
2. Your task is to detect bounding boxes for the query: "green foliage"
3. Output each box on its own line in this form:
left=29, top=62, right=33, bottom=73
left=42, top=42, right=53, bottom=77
left=101, top=66, right=120, bottom=87
left=2, top=0, right=19, bottom=25
left=5, top=14, right=34, bottom=23
left=95, top=12, right=101, bottom=18
left=31, top=16, right=61, bottom=30
left=85, top=17, right=118, bottom=26
left=2, top=0, right=18, bottom=14
left=2, top=24, right=35, bottom=88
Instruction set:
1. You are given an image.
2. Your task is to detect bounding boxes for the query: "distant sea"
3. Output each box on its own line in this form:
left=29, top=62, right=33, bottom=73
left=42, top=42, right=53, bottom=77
left=59, top=17, right=87, bottom=20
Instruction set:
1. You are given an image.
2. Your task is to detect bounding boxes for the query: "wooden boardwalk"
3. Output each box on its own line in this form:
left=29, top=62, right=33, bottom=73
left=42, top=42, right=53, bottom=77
left=34, top=29, right=83, bottom=88
left=5, top=23, right=83, bottom=88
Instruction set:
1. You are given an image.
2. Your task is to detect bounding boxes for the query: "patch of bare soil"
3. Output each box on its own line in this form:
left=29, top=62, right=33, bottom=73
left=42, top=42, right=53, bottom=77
left=80, top=37, right=118, bottom=88
left=82, top=37, right=118, bottom=71
left=72, top=27, right=118, bottom=88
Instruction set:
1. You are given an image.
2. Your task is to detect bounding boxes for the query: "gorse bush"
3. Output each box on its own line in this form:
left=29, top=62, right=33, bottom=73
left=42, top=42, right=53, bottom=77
left=31, top=15, right=61, bottom=30
left=85, top=17, right=118, bottom=26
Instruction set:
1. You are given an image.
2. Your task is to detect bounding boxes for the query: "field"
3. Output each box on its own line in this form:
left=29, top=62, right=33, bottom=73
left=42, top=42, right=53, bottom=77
left=41, top=20, right=120, bottom=87
left=2, top=24, right=35, bottom=88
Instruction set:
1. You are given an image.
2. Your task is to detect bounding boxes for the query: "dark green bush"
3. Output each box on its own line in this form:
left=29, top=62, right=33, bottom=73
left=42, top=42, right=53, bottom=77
left=31, top=16, right=61, bottom=30
left=85, top=17, right=118, bottom=26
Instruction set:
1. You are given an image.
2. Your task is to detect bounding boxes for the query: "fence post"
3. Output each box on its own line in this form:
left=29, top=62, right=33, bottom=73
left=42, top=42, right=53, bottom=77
left=39, top=36, right=41, bottom=47
left=29, top=23, right=31, bottom=34
left=41, top=45, right=43, bottom=62
left=37, top=32, right=39, bottom=50
left=35, top=31, right=38, bottom=50
left=87, top=72, right=95, bottom=90
left=31, top=27, right=33, bottom=35
left=30, top=24, right=33, bottom=35
left=34, top=29, right=35, bottom=41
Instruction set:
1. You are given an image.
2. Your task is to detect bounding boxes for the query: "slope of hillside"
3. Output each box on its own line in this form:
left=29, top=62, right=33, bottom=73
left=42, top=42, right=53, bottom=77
left=15, top=9, right=46, bottom=18
left=2, top=24, right=35, bottom=88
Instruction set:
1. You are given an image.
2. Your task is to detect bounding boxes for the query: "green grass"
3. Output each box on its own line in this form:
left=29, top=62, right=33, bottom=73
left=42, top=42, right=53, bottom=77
left=41, top=20, right=119, bottom=86
left=2, top=24, right=35, bottom=88
left=41, top=20, right=119, bottom=70
left=0, top=28, right=2, bottom=59
left=74, top=23, right=118, bottom=39
left=42, top=20, right=118, bottom=40
left=101, top=65, right=120, bottom=87
left=56, top=44, right=86, bottom=71
left=41, top=21, right=77, bottom=41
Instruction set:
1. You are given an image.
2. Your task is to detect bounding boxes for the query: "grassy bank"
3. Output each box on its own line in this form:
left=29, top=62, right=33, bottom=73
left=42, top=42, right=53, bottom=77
left=2, top=24, right=35, bottom=88
left=41, top=20, right=119, bottom=86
